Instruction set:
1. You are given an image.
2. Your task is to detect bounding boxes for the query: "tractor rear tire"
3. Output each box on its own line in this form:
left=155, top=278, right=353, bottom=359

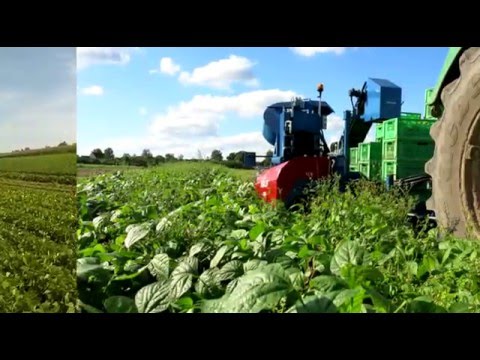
left=425, top=47, right=480, bottom=240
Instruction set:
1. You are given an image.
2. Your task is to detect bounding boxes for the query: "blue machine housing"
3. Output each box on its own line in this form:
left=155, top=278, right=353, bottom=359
left=363, top=78, right=402, bottom=121
left=262, top=100, right=334, bottom=165
left=338, top=78, right=403, bottom=177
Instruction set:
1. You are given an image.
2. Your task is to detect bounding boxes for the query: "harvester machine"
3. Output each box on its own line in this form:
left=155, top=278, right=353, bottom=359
left=248, top=47, right=480, bottom=240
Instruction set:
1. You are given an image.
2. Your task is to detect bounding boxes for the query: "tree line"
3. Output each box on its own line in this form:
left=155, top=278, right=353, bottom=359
left=77, top=147, right=273, bottom=168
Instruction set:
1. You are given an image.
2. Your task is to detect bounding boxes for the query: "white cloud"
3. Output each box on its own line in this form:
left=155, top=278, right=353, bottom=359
left=80, top=85, right=104, bottom=96
left=290, top=47, right=351, bottom=57
left=78, top=88, right=301, bottom=157
left=150, top=57, right=181, bottom=76
left=139, top=107, right=148, bottom=116
left=178, top=55, right=259, bottom=90
left=324, top=114, right=344, bottom=146
left=77, top=47, right=140, bottom=70
left=149, top=89, right=299, bottom=137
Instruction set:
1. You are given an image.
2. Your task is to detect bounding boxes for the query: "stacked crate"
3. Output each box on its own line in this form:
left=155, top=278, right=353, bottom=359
left=358, top=141, right=382, bottom=180
left=349, top=147, right=359, bottom=172
left=380, top=113, right=436, bottom=181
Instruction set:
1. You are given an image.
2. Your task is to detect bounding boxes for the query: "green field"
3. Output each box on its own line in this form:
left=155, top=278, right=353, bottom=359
left=78, top=161, right=256, bottom=181
left=0, top=150, right=77, bottom=312
left=77, top=163, right=480, bottom=313
left=0, top=153, right=76, bottom=175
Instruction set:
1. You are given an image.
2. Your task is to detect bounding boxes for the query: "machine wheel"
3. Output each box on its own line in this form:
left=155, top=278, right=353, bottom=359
left=425, top=47, right=480, bottom=240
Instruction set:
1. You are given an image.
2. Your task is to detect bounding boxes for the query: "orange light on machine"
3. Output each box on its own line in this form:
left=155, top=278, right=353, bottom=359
left=317, top=83, right=324, bottom=92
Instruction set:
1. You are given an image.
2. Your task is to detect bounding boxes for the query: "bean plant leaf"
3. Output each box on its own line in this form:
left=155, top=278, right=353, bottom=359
left=201, top=263, right=292, bottom=313
left=170, top=257, right=198, bottom=299
left=125, top=223, right=151, bottom=249
left=330, top=241, right=364, bottom=276
left=135, top=282, right=170, bottom=313
left=295, top=295, right=338, bottom=313
left=217, top=260, right=244, bottom=282
left=148, top=254, right=170, bottom=282
left=104, top=296, right=137, bottom=313
left=210, top=245, right=229, bottom=268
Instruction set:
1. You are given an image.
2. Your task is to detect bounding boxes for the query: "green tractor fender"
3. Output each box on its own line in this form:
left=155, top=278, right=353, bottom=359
left=428, top=47, right=467, bottom=117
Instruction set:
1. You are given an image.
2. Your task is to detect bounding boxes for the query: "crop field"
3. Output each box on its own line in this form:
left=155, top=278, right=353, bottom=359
left=0, top=151, right=77, bottom=312
left=77, top=162, right=480, bottom=313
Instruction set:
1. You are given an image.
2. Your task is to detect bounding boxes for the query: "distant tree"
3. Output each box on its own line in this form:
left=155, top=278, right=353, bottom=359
left=155, top=155, right=165, bottom=164
left=121, top=153, right=131, bottom=165
left=104, top=147, right=115, bottom=160
left=211, top=149, right=223, bottom=162
left=178, top=154, right=184, bottom=161
left=90, top=148, right=104, bottom=159
left=263, top=150, right=273, bottom=166
left=142, top=149, right=153, bottom=159
left=25, top=147, right=30, bottom=151
left=165, top=153, right=176, bottom=162
left=234, top=151, right=246, bottom=163
left=226, top=152, right=236, bottom=161
left=197, top=149, right=203, bottom=160
left=131, top=156, right=148, bottom=167
left=58, top=141, right=68, bottom=146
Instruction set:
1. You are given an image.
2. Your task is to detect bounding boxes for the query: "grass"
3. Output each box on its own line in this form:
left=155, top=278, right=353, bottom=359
left=0, top=153, right=76, bottom=175
left=0, top=151, right=77, bottom=312
left=77, top=162, right=480, bottom=313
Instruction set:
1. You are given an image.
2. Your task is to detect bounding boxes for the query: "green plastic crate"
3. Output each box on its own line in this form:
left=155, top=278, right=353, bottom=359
left=350, top=147, right=359, bottom=165
left=383, top=117, right=436, bottom=141
left=359, top=142, right=382, bottom=162
left=383, top=138, right=434, bottom=161
left=381, top=160, right=427, bottom=181
left=375, top=124, right=384, bottom=141
left=424, top=88, right=436, bottom=119
left=359, top=161, right=381, bottom=180
left=400, top=112, right=422, bottom=119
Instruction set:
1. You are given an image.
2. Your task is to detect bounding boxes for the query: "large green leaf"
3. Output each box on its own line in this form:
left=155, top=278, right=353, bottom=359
left=124, top=223, right=151, bottom=249
left=217, top=260, right=244, bottom=282
left=148, top=254, right=170, bottom=282
left=330, top=241, right=364, bottom=276
left=104, top=296, right=137, bottom=313
left=210, top=245, right=229, bottom=268
left=77, top=257, right=112, bottom=284
left=170, top=257, right=198, bottom=299
left=309, top=275, right=346, bottom=292
left=201, top=263, right=292, bottom=313
left=135, top=282, right=170, bottom=313
left=407, top=296, right=447, bottom=313
left=243, top=259, right=268, bottom=273
left=195, top=268, right=222, bottom=298
left=295, top=295, right=338, bottom=313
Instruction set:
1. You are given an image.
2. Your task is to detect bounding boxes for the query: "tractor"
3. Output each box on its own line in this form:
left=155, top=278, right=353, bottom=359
left=248, top=47, right=480, bottom=240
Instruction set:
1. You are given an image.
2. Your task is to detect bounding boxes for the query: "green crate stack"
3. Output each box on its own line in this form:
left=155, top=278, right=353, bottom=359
left=380, top=114, right=436, bottom=181
left=382, top=138, right=434, bottom=161
left=358, top=142, right=382, bottom=180
left=424, top=88, right=436, bottom=119
left=383, top=115, right=436, bottom=141
left=359, top=162, right=382, bottom=180
left=350, top=147, right=359, bottom=165
left=359, top=142, right=382, bottom=162
left=382, top=160, right=427, bottom=181
left=375, top=123, right=384, bottom=141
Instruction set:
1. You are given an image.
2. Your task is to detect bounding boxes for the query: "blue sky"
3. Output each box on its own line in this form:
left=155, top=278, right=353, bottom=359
left=77, top=47, right=449, bottom=158
left=0, top=47, right=76, bottom=152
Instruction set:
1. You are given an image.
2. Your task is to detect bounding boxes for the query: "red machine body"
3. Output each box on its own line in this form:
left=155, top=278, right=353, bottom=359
left=254, top=156, right=331, bottom=204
